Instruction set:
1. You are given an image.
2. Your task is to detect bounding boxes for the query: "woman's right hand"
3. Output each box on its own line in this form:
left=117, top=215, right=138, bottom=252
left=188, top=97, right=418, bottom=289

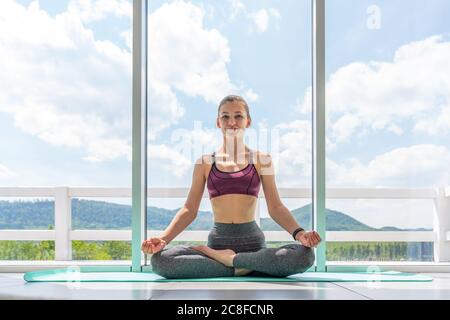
left=141, top=238, right=167, bottom=254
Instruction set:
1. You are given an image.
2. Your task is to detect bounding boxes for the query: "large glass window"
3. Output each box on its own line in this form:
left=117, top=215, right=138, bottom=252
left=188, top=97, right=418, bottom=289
left=146, top=0, right=312, bottom=250
left=325, top=0, right=450, bottom=263
left=0, top=0, right=132, bottom=261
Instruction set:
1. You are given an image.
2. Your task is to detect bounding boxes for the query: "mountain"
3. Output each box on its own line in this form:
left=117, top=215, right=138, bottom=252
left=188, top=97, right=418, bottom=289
left=0, top=199, right=431, bottom=232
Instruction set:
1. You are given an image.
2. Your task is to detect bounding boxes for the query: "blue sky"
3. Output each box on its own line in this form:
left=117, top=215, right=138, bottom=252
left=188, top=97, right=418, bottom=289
left=1, top=0, right=450, bottom=229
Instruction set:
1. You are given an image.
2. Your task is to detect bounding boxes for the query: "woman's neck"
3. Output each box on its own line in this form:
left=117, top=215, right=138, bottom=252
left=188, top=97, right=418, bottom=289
left=218, top=138, right=249, bottom=164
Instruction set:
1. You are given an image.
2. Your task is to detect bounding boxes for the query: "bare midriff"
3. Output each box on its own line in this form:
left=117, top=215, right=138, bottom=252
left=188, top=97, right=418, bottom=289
left=204, top=153, right=261, bottom=224
left=211, top=194, right=257, bottom=223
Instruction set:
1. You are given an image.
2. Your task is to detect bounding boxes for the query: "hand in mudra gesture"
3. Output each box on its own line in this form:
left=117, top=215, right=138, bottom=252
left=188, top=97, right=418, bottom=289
left=141, top=237, right=167, bottom=254
left=296, top=230, right=321, bottom=248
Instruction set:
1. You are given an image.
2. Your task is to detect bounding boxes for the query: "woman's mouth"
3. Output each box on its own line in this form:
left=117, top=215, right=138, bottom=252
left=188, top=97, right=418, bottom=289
left=225, top=128, right=240, bottom=134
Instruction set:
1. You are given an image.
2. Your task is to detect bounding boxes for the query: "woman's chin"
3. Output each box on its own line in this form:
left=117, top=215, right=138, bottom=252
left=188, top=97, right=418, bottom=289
left=224, top=130, right=244, bottom=136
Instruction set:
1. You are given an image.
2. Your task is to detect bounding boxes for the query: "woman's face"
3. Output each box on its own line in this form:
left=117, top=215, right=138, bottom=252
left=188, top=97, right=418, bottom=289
left=216, top=101, right=250, bottom=137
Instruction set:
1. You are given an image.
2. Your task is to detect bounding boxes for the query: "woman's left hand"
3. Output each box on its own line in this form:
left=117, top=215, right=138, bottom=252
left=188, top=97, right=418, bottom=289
left=296, top=230, right=321, bottom=248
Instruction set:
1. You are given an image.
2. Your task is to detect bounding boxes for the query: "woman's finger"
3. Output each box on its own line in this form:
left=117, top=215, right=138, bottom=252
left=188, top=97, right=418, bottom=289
left=307, top=236, right=314, bottom=247
left=316, top=231, right=322, bottom=242
left=304, top=235, right=312, bottom=247
left=311, top=235, right=316, bottom=247
left=312, top=233, right=320, bottom=244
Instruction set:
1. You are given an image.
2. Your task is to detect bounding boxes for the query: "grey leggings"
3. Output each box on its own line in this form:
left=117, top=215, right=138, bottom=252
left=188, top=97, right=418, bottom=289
left=150, top=221, right=315, bottom=279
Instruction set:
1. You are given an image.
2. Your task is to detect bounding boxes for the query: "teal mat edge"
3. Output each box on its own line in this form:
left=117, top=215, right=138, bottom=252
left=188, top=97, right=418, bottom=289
left=23, top=268, right=433, bottom=283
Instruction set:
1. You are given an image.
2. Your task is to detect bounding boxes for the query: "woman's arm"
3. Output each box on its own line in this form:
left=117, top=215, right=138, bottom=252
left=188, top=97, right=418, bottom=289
left=159, top=156, right=206, bottom=244
left=259, top=152, right=321, bottom=247
left=258, top=153, right=302, bottom=235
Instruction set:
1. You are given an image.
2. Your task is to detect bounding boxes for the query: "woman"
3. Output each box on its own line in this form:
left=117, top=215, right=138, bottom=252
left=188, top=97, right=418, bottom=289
left=141, top=95, right=321, bottom=279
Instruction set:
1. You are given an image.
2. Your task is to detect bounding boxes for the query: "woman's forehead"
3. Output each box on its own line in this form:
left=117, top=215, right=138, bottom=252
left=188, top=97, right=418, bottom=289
left=219, top=101, right=246, bottom=113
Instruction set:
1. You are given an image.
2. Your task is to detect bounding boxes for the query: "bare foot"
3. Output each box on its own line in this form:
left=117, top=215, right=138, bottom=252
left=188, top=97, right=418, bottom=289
left=191, top=245, right=236, bottom=267
left=234, top=268, right=253, bottom=276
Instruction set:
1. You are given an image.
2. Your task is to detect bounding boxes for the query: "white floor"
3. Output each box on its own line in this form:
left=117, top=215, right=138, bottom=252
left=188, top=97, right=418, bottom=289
left=1, top=273, right=450, bottom=300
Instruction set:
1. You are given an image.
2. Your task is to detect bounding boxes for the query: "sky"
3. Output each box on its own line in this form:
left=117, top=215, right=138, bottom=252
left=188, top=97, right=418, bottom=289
left=0, top=0, right=449, bottom=229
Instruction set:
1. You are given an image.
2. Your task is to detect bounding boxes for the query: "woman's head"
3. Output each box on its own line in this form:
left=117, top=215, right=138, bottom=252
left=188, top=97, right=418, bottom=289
left=216, top=95, right=251, bottom=135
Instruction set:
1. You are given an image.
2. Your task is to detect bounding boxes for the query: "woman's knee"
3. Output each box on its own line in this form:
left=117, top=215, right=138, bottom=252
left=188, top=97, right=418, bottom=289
left=285, top=244, right=315, bottom=273
left=150, top=245, right=201, bottom=279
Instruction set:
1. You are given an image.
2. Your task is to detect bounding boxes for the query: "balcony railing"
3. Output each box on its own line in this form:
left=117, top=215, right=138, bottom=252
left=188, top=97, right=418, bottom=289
left=0, top=186, right=449, bottom=263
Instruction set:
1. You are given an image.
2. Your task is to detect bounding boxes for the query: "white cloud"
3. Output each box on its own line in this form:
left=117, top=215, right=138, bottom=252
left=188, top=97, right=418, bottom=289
left=261, top=129, right=446, bottom=228
left=149, top=1, right=237, bottom=104
left=0, top=1, right=75, bottom=49
left=120, top=29, right=132, bottom=51
left=227, top=1, right=281, bottom=34
left=297, top=35, right=450, bottom=144
left=266, top=119, right=337, bottom=187
left=250, top=9, right=270, bottom=33
left=148, top=144, right=192, bottom=179
left=12, top=99, right=132, bottom=162
left=414, top=104, right=450, bottom=136
left=243, top=89, right=259, bottom=102
left=228, top=0, right=246, bottom=21
left=326, top=143, right=439, bottom=230
left=288, top=35, right=450, bottom=227
left=296, top=88, right=312, bottom=117
left=67, top=0, right=132, bottom=23
left=0, top=0, right=133, bottom=162
left=84, top=138, right=131, bottom=162
left=249, top=8, right=281, bottom=34
left=0, top=0, right=258, bottom=162
left=331, top=114, right=361, bottom=143
left=148, top=122, right=223, bottom=179
left=147, top=82, right=185, bottom=141
left=0, top=163, right=16, bottom=179
left=266, top=120, right=312, bottom=186
left=257, top=117, right=450, bottom=189
left=327, top=144, right=450, bottom=188
left=145, top=0, right=258, bottom=138
left=250, top=117, right=445, bottom=228
left=268, top=8, right=281, bottom=20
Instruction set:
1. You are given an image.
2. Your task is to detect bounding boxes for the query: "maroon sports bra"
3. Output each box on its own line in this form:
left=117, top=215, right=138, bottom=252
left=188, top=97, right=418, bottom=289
left=206, top=151, right=261, bottom=199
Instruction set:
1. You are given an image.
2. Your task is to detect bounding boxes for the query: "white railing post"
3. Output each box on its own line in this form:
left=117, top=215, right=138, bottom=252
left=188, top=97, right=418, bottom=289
left=54, top=187, right=72, bottom=261
left=433, top=187, right=450, bottom=262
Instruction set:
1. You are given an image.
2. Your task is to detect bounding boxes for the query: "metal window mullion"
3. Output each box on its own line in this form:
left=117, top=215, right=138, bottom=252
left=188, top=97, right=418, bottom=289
left=131, top=0, right=148, bottom=272
left=312, top=0, right=326, bottom=272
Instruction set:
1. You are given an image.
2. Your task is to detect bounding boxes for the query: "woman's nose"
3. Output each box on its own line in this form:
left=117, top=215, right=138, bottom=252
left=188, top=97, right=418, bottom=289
left=226, top=118, right=235, bottom=125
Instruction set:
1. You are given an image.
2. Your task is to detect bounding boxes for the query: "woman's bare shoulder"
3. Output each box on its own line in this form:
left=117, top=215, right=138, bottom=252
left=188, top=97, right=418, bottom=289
left=194, top=154, right=214, bottom=178
left=253, top=151, right=274, bottom=175
left=194, top=154, right=214, bottom=165
left=253, top=150, right=272, bottom=165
